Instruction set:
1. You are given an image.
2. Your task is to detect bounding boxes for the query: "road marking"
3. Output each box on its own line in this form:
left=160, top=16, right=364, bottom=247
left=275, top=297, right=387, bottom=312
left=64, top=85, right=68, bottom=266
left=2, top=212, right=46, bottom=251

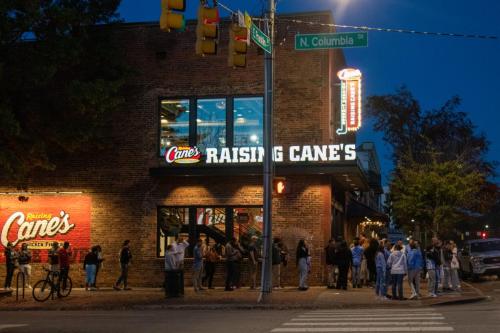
left=271, top=309, right=454, bottom=332
left=0, top=325, right=29, bottom=331
left=271, top=328, right=454, bottom=332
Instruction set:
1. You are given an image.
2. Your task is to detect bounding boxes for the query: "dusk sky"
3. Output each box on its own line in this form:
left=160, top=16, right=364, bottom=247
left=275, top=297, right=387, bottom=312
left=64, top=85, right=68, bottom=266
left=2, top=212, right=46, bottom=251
left=119, top=0, right=500, bottom=184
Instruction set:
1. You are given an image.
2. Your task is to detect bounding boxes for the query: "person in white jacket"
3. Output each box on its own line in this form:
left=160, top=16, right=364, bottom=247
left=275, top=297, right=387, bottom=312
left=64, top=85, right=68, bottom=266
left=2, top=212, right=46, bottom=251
left=387, top=244, right=408, bottom=300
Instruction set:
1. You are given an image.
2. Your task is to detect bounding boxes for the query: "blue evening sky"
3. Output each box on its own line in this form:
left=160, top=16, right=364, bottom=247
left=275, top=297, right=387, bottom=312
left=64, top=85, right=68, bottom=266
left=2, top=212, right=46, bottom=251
left=119, top=0, right=500, bottom=185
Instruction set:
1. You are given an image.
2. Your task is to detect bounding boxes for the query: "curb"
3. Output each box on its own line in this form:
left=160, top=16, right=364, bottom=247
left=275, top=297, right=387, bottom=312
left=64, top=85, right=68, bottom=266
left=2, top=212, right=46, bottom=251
left=427, top=296, right=489, bottom=306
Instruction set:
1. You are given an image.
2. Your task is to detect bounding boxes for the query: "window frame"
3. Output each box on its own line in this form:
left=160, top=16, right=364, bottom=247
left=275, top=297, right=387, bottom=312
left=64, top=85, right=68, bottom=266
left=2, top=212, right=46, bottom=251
left=157, top=95, right=263, bottom=158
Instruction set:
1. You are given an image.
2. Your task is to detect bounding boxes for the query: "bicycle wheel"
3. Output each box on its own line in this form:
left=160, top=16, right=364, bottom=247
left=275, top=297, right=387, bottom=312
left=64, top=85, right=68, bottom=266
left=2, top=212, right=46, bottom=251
left=32, top=279, right=53, bottom=302
left=58, top=276, right=72, bottom=297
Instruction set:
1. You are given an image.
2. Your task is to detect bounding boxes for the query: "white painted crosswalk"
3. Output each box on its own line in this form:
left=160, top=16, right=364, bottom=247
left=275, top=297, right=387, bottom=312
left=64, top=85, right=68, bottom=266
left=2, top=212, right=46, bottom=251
left=271, top=308, right=454, bottom=332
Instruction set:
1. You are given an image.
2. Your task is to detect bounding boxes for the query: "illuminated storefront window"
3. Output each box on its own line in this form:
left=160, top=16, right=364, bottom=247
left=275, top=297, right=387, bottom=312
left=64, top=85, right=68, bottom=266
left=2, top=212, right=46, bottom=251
left=233, top=97, right=263, bottom=147
left=197, top=98, right=227, bottom=153
left=159, top=99, right=190, bottom=156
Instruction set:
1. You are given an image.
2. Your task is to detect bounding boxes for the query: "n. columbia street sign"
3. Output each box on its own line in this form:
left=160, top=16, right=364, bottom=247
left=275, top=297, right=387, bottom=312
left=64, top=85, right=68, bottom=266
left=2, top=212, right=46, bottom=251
left=295, top=32, right=368, bottom=50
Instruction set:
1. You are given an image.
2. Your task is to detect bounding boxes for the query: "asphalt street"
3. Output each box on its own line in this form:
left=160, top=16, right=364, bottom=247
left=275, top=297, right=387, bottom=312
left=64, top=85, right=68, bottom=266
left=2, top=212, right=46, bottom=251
left=1, top=278, right=499, bottom=333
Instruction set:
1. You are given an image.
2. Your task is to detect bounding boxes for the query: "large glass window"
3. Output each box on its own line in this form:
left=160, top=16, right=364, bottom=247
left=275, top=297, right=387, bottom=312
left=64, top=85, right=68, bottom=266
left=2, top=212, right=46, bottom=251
left=197, top=98, right=226, bottom=153
left=157, top=207, right=189, bottom=257
left=234, top=97, right=264, bottom=147
left=160, top=99, right=190, bottom=156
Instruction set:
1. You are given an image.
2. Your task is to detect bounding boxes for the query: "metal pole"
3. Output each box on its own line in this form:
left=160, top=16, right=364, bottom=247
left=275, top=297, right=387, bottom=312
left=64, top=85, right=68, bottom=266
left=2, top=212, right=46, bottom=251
left=258, top=0, right=275, bottom=304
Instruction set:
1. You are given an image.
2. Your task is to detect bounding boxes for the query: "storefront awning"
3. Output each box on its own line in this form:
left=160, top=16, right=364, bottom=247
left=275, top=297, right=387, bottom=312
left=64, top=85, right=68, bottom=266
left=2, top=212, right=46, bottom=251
left=347, top=199, right=390, bottom=223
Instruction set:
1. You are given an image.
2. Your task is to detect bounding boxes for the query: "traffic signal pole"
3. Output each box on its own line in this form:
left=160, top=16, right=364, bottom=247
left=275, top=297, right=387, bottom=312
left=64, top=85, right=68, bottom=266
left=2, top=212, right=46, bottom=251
left=258, top=0, right=275, bottom=304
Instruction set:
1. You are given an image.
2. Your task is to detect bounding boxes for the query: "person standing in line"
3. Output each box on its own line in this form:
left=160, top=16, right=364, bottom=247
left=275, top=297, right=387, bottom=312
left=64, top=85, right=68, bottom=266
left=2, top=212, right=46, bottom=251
left=272, top=238, right=282, bottom=289
left=407, top=241, right=424, bottom=299
left=383, top=240, right=393, bottom=298
left=224, top=238, right=239, bottom=291
left=18, top=243, right=32, bottom=289
left=431, top=238, right=443, bottom=294
left=48, top=242, right=60, bottom=273
left=192, top=239, right=204, bottom=292
left=58, top=241, right=72, bottom=293
left=375, top=244, right=387, bottom=300
left=3, top=242, right=17, bottom=291
left=325, top=239, right=337, bottom=289
left=171, top=236, right=189, bottom=295
left=83, top=246, right=98, bottom=291
left=204, top=245, right=219, bottom=289
left=351, top=238, right=364, bottom=288
left=164, top=244, right=179, bottom=297
left=114, top=240, right=132, bottom=291
left=442, top=241, right=453, bottom=291
left=296, top=239, right=309, bottom=291
left=335, top=240, right=352, bottom=290
left=449, top=241, right=461, bottom=292
left=425, top=245, right=438, bottom=297
left=247, top=236, right=259, bottom=290
left=279, top=240, right=289, bottom=288
left=387, top=244, right=407, bottom=300
left=93, top=245, right=104, bottom=289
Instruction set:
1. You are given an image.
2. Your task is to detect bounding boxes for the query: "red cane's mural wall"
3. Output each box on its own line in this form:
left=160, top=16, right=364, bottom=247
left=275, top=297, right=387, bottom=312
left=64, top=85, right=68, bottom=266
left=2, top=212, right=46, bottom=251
left=0, top=196, right=91, bottom=263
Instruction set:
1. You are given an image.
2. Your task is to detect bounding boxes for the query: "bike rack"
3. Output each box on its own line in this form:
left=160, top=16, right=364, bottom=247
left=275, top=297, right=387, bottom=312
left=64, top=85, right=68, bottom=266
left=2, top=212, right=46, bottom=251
left=15, top=271, right=25, bottom=301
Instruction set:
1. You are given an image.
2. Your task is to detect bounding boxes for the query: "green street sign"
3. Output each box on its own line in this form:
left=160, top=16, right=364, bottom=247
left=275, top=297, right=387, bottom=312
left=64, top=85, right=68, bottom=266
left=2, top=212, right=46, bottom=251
left=251, top=24, right=272, bottom=54
left=295, top=32, right=368, bottom=50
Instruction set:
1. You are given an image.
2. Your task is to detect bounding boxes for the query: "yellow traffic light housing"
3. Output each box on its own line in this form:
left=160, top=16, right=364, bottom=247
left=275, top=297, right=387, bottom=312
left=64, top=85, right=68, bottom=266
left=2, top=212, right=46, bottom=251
left=228, top=23, right=248, bottom=67
left=196, top=4, right=220, bottom=55
left=160, top=0, right=186, bottom=32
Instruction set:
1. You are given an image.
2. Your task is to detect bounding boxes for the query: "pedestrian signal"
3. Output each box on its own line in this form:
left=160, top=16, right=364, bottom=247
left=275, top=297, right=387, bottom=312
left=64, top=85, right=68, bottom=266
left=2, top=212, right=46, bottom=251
left=274, top=178, right=289, bottom=195
left=160, top=0, right=186, bottom=32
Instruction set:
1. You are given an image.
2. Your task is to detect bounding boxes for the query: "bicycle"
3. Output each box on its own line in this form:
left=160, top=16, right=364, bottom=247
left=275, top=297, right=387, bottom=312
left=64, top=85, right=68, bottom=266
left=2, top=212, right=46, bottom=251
left=32, top=267, right=72, bottom=302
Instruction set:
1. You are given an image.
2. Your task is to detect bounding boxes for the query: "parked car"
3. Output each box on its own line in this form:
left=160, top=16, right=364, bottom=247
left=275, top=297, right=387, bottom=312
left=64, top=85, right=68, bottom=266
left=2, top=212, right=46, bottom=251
left=458, top=238, right=500, bottom=280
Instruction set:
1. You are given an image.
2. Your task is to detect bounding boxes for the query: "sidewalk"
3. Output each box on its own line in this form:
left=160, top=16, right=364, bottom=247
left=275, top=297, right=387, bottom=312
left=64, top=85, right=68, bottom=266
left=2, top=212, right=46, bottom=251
left=0, top=282, right=488, bottom=311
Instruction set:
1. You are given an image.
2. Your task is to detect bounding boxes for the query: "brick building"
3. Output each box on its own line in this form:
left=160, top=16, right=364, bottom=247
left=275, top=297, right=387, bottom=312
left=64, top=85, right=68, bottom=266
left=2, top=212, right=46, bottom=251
left=0, top=11, right=384, bottom=288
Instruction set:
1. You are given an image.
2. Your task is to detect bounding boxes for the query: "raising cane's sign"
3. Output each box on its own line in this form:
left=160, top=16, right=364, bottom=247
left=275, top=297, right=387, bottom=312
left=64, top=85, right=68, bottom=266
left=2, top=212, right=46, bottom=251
left=0, top=196, right=91, bottom=263
left=337, top=68, right=362, bottom=135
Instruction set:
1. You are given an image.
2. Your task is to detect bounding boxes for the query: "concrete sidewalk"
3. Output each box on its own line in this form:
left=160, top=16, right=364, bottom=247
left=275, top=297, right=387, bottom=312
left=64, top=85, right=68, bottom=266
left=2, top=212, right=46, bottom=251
left=0, top=281, right=488, bottom=311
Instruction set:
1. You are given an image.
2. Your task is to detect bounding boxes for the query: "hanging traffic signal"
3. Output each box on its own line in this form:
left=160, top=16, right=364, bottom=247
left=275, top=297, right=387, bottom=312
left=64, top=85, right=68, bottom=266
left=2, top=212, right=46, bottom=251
left=160, top=0, right=186, bottom=32
left=274, top=177, right=289, bottom=195
left=196, top=4, right=220, bottom=55
left=228, top=23, right=248, bottom=67
left=482, top=232, right=488, bottom=239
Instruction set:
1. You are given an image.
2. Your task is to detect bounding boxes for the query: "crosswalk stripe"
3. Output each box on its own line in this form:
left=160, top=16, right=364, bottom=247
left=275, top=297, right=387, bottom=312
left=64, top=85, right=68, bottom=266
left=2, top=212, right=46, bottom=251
left=271, top=328, right=454, bottom=332
left=305, top=309, right=436, bottom=314
left=284, top=322, right=447, bottom=326
left=291, top=317, right=445, bottom=321
left=299, top=312, right=436, bottom=318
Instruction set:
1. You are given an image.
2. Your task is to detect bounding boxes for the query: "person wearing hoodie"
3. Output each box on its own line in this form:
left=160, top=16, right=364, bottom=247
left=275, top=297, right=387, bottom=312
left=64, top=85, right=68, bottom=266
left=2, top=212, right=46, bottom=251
left=407, top=241, right=424, bottom=299
left=387, top=244, right=407, bottom=300
left=351, top=238, right=364, bottom=288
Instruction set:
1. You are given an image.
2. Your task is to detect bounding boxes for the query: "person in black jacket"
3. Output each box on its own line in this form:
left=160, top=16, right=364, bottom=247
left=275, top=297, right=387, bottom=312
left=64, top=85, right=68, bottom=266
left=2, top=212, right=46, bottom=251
left=325, top=239, right=337, bottom=289
left=113, top=240, right=132, bottom=291
left=4, top=242, right=17, bottom=290
left=83, top=246, right=99, bottom=291
left=335, top=240, right=352, bottom=290
left=296, top=239, right=309, bottom=290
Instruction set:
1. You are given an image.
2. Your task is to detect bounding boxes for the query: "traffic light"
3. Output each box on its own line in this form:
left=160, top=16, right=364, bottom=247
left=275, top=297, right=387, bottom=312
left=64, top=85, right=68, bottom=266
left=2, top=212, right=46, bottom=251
left=160, top=0, right=186, bottom=32
left=482, top=232, right=488, bottom=239
left=273, top=177, right=289, bottom=195
left=228, top=23, right=248, bottom=67
left=196, top=4, right=220, bottom=55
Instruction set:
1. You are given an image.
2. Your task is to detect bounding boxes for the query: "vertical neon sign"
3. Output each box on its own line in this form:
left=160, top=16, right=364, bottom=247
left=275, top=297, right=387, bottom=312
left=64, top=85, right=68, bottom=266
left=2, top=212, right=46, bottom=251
left=336, top=68, right=362, bottom=135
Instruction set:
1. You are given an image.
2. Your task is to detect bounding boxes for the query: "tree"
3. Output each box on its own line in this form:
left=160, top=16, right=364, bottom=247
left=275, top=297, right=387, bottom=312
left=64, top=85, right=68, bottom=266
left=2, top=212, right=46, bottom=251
left=0, top=0, right=126, bottom=183
left=366, top=86, right=497, bottom=234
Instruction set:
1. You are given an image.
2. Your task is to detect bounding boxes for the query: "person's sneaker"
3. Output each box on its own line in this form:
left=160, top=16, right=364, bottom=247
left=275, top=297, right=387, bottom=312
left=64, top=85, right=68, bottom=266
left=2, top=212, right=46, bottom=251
left=409, top=294, right=417, bottom=300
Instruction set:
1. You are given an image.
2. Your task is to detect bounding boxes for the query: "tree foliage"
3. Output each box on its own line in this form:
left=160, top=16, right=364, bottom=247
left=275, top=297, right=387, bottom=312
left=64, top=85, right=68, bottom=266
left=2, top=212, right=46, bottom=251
left=0, top=0, right=125, bottom=182
left=366, top=86, right=498, bottom=234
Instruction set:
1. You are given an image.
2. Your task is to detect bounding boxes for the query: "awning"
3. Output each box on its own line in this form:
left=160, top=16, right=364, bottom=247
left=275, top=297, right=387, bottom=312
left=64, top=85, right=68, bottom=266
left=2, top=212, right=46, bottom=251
left=347, top=199, right=390, bottom=223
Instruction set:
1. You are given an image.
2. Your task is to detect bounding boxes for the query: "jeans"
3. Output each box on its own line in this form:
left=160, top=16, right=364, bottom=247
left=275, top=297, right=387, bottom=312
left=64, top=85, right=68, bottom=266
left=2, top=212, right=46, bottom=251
left=352, top=265, right=361, bottom=287
left=298, top=257, right=308, bottom=288
left=435, top=265, right=442, bottom=292
left=443, top=264, right=451, bottom=289
left=18, top=264, right=31, bottom=287
left=408, top=269, right=421, bottom=296
left=427, top=269, right=437, bottom=295
left=225, top=261, right=236, bottom=290
left=85, top=264, right=96, bottom=285
left=59, top=267, right=69, bottom=291
left=4, top=264, right=15, bottom=289
left=115, top=263, right=129, bottom=288
left=391, top=274, right=404, bottom=300
left=272, top=264, right=281, bottom=287
left=375, top=267, right=386, bottom=296
left=336, top=265, right=348, bottom=289
left=326, top=264, right=336, bottom=287
left=450, top=268, right=460, bottom=290
left=204, top=262, right=216, bottom=288
left=192, top=267, right=202, bottom=291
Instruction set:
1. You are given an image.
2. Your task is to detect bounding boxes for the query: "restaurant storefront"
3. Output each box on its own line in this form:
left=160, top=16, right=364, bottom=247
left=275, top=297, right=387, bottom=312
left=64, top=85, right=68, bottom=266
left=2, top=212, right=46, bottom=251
left=0, top=12, right=381, bottom=287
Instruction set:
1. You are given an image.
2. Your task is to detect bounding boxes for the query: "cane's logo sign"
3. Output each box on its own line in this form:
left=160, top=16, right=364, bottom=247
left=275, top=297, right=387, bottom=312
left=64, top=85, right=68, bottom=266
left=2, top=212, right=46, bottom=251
left=1, top=211, right=75, bottom=248
left=165, top=146, right=202, bottom=164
